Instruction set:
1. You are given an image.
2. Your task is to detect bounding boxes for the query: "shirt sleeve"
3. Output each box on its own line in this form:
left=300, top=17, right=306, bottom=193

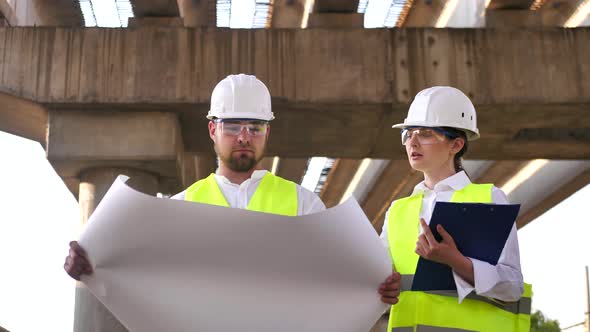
left=453, top=186, right=525, bottom=302
left=296, top=185, right=326, bottom=215
left=379, top=203, right=396, bottom=312
left=379, top=203, right=393, bottom=254
left=170, top=190, right=186, bottom=200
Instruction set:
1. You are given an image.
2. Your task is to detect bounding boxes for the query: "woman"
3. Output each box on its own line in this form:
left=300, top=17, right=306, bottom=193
left=377, top=86, right=531, bottom=332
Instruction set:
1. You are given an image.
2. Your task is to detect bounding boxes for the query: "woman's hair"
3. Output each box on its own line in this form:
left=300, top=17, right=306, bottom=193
left=441, top=127, right=468, bottom=174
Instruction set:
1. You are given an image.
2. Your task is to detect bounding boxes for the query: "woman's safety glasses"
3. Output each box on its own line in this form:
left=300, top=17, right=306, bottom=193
left=215, top=119, right=269, bottom=137
left=401, top=127, right=457, bottom=145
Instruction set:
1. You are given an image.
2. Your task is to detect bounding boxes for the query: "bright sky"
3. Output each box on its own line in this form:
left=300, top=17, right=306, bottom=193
left=519, top=184, right=590, bottom=328
left=0, top=131, right=78, bottom=332
left=0, top=130, right=588, bottom=330
left=80, top=0, right=133, bottom=27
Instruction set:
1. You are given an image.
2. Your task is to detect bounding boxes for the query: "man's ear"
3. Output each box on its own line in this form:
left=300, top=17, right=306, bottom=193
left=266, top=124, right=271, bottom=140
left=208, top=121, right=216, bottom=142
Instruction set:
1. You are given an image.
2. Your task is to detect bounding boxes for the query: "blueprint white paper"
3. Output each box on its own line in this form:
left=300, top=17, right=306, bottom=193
left=79, top=176, right=391, bottom=332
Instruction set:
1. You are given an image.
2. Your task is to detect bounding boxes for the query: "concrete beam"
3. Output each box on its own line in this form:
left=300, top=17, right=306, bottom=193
left=506, top=160, right=589, bottom=225
left=159, top=176, right=183, bottom=195
left=34, top=114, right=590, bottom=162
left=307, top=13, right=364, bottom=28
left=314, top=0, right=359, bottom=13
left=271, top=0, right=306, bottom=28
left=487, top=1, right=585, bottom=27
left=487, top=0, right=538, bottom=9
left=0, top=93, right=47, bottom=145
left=275, top=157, right=308, bottom=184
left=131, top=0, right=180, bottom=17
left=51, top=159, right=179, bottom=182
left=403, top=0, right=446, bottom=27
left=1, top=27, right=589, bottom=159
left=475, top=161, right=529, bottom=187
left=180, top=152, right=197, bottom=187
left=516, top=168, right=590, bottom=228
left=46, top=111, right=182, bottom=179
left=3, top=0, right=83, bottom=26
left=161, top=153, right=213, bottom=192
left=309, top=0, right=361, bottom=29
left=319, top=159, right=362, bottom=208
left=347, top=159, right=389, bottom=204
left=370, top=314, right=389, bottom=332
left=361, top=160, right=422, bottom=231
left=62, top=176, right=80, bottom=198
left=261, top=157, right=275, bottom=172
left=177, top=0, right=215, bottom=27
left=128, top=16, right=184, bottom=27
left=486, top=9, right=546, bottom=27
left=47, top=111, right=181, bottom=161
left=0, top=0, right=17, bottom=26
left=463, top=160, right=495, bottom=180
left=8, top=27, right=590, bottom=104
left=30, top=0, right=83, bottom=26
left=195, top=154, right=216, bottom=180
left=1, top=0, right=83, bottom=26
left=538, top=0, right=587, bottom=26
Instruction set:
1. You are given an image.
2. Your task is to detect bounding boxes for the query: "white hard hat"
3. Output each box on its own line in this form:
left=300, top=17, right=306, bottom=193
left=392, top=86, right=480, bottom=140
left=207, top=74, right=274, bottom=121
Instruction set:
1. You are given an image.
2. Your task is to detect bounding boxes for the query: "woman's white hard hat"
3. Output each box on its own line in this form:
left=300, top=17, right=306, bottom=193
left=392, top=86, right=480, bottom=140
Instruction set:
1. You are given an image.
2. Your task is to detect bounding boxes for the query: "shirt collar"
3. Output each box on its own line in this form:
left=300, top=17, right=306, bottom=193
left=411, top=171, right=471, bottom=196
left=215, top=169, right=268, bottom=186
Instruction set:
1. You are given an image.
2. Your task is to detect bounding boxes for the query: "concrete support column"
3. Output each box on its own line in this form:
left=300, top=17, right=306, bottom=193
left=307, top=13, right=364, bottom=28
left=196, top=154, right=217, bottom=181
left=74, top=167, right=159, bottom=332
left=177, top=0, right=216, bottom=27
left=369, top=313, right=388, bottom=332
left=127, top=16, right=184, bottom=28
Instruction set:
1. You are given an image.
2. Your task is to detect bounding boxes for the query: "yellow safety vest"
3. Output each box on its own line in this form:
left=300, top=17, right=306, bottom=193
left=184, top=172, right=298, bottom=216
left=386, top=183, right=532, bottom=332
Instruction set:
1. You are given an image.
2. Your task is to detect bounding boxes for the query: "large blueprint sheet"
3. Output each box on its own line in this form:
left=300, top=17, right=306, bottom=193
left=79, top=176, right=391, bottom=332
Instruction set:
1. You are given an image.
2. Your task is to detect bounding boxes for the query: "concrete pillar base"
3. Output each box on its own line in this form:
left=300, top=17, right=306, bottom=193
left=75, top=167, right=159, bottom=332
left=79, top=167, right=159, bottom=223
left=74, top=285, right=128, bottom=332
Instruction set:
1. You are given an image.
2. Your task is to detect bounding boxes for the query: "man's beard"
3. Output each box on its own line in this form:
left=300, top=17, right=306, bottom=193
left=216, top=145, right=265, bottom=172
left=227, top=153, right=258, bottom=172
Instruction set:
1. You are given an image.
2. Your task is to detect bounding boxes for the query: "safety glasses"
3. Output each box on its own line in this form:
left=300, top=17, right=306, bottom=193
left=215, top=119, right=269, bottom=137
left=401, top=127, right=457, bottom=145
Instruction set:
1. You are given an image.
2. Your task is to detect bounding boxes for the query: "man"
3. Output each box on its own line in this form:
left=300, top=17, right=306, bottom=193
left=64, top=74, right=326, bottom=280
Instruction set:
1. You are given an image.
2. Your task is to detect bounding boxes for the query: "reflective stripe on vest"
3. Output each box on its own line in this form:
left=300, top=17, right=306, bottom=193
left=386, top=183, right=532, bottom=332
left=184, top=172, right=298, bottom=216
left=392, top=326, right=476, bottom=332
left=399, top=274, right=533, bottom=315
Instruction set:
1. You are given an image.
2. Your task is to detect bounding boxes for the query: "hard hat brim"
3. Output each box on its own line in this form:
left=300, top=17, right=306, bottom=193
left=206, top=112, right=275, bottom=121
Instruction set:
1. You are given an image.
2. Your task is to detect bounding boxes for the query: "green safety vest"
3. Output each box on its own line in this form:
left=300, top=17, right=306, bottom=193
left=184, top=172, right=298, bottom=216
left=386, top=183, right=532, bottom=332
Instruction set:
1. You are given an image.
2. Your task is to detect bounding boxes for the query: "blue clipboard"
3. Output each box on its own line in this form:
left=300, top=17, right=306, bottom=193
left=411, top=202, right=520, bottom=291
